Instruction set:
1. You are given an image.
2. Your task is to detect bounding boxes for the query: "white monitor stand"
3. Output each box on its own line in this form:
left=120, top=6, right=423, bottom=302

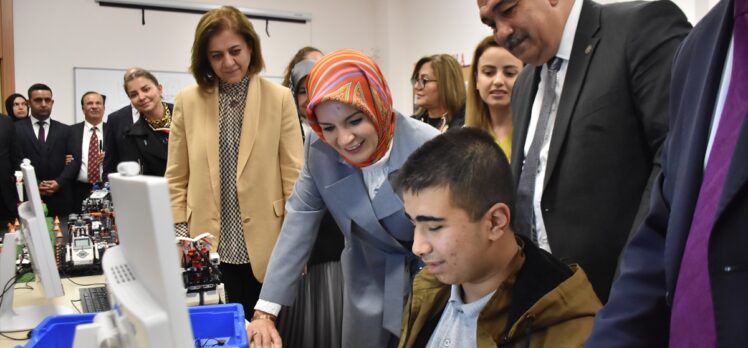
left=0, top=233, right=76, bottom=332
left=0, top=160, right=75, bottom=332
left=73, top=162, right=193, bottom=347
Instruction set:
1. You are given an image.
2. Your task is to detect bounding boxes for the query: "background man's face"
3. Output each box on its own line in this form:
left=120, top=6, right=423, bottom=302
left=478, top=0, right=564, bottom=65
left=28, top=90, right=54, bottom=120
left=82, top=93, right=105, bottom=125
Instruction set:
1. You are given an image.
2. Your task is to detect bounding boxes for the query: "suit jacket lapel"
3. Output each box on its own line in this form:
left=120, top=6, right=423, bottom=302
left=203, top=89, right=221, bottom=209
left=237, top=76, right=261, bottom=179
left=326, top=167, right=391, bottom=238
left=373, top=114, right=410, bottom=220
left=317, top=114, right=410, bottom=248
left=664, top=0, right=734, bottom=287
left=511, top=66, right=541, bottom=179
left=22, top=119, right=42, bottom=155
left=102, top=123, right=108, bottom=152
left=711, top=0, right=745, bottom=223
left=717, top=110, right=748, bottom=219
left=544, top=0, right=600, bottom=189
left=75, top=123, right=84, bottom=148
left=73, top=123, right=84, bottom=159
left=44, top=121, right=59, bottom=155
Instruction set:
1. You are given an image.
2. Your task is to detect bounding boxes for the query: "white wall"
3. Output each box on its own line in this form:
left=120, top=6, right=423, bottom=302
left=13, top=0, right=378, bottom=124
left=388, top=0, right=715, bottom=116
left=380, top=0, right=493, bottom=115
left=13, top=0, right=716, bottom=124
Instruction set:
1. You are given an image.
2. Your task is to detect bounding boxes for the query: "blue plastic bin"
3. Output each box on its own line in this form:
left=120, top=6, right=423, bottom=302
left=22, top=303, right=248, bottom=348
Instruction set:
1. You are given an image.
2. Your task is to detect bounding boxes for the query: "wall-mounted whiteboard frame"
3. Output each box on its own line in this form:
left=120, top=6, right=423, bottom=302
left=73, top=67, right=284, bottom=123
left=73, top=67, right=195, bottom=123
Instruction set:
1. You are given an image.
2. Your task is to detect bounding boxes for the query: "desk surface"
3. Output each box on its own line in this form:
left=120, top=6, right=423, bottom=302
left=0, top=275, right=105, bottom=348
left=0, top=276, right=224, bottom=348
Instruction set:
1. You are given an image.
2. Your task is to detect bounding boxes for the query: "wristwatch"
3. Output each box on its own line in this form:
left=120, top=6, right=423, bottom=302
left=252, top=311, right=277, bottom=322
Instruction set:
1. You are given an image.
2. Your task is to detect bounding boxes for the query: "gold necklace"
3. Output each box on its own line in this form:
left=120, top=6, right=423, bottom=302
left=145, top=102, right=172, bottom=129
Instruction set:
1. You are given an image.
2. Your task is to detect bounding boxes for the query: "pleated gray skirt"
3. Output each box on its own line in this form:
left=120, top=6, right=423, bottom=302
left=276, top=260, right=344, bottom=348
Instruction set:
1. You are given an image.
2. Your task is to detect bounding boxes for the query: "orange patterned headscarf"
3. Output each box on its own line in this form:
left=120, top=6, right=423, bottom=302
left=306, top=49, right=396, bottom=168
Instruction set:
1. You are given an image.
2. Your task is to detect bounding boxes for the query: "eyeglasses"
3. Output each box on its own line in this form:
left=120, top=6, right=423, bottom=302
left=411, top=77, right=437, bottom=88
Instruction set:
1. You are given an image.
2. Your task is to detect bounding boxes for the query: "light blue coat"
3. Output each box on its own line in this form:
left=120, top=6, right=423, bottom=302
left=260, top=112, right=439, bottom=347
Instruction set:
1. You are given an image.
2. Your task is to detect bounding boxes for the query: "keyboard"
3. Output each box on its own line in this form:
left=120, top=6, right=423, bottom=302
left=79, top=286, right=112, bottom=313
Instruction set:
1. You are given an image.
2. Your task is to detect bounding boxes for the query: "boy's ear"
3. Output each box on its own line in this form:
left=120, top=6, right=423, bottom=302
left=485, top=202, right=511, bottom=241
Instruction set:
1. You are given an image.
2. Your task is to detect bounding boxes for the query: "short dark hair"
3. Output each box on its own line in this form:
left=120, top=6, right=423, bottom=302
left=28, top=83, right=52, bottom=98
left=395, top=127, right=514, bottom=222
left=80, top=91, right=106, bottom=107
left=190, top=6, right=265, bottom=90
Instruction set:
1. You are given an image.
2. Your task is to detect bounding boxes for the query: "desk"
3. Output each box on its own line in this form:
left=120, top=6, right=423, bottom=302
left=0, top=275, right=104, bottom=348
left=0, top=276, right=224, bottom=348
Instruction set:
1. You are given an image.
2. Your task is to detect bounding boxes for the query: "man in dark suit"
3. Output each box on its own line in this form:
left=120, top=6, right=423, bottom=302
left=103, top=68, right=140, bottom=179
left=477, top=0, right=691, bottom=301
left=69, top=91, right=106, bottom=213
left=587, top=0, right=748, bottom=346
left=14, top=83, right=77, bottom=218
left=102, top=104, right=135, bottom=179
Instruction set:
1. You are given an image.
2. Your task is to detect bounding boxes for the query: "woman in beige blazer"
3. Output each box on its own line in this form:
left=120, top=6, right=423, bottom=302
left=165, top=6, right=303, bottom=318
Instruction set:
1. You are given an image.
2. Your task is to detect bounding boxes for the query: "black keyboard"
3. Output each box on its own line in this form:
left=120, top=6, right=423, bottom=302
left=79, top=286, right=112, bottom=313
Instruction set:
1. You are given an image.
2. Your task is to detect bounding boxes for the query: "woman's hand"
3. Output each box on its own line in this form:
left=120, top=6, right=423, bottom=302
left=246, top=311, right=282, bottom=348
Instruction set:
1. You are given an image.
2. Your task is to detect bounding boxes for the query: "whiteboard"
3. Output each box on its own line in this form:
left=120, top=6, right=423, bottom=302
left=73, top=67, right=283, bottom=123
left=73, top=67, right=196, bottom=123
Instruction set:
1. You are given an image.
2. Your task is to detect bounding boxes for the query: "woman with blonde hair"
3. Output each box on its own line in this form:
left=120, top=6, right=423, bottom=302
left=121, top=68, right=174, bottom=176
left=410, top=54, right=466, bottom=133
left=166, top=6, right=303, bottom=318
left=465, top=36, right=523, bottom=160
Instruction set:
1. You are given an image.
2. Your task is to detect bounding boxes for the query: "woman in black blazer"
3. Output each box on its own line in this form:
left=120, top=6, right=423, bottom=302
left=120, top=68, right=174, bottom=176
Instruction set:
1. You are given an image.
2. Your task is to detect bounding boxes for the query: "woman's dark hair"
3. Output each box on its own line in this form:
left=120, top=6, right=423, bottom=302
left=190, top=6, right=265, bottom=90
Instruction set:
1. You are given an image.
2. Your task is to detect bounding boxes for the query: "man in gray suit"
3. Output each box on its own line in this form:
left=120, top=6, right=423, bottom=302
left=477, top=0, right=691, bottom=301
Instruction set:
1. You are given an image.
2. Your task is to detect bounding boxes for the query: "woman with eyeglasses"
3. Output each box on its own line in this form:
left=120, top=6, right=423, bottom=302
left=410, top=54, right=466, bottom=133
left=246, top=49, right=439, bottom=348
left=465, top=36, right=523, bottom=161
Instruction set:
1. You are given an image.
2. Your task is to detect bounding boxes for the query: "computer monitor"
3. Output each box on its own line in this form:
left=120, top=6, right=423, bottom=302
left=0, top=159, right=74, bottom=332
left=73, top=162, right=193, bottom=347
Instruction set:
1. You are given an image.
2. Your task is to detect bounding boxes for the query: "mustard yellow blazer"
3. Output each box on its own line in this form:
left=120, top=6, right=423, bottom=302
left=166, top=76, right=303, bottom=282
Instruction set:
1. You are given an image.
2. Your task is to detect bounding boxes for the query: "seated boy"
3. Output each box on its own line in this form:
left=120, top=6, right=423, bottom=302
left=395, top=128, right=601, bottom=348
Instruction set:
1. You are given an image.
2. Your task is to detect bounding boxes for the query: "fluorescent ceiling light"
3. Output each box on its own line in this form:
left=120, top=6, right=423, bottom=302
left=96, top=0, right=312, bottom=23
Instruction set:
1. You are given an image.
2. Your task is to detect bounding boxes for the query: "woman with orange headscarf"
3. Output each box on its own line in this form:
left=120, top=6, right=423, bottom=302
left=247, top=49, right=439, bottom=348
